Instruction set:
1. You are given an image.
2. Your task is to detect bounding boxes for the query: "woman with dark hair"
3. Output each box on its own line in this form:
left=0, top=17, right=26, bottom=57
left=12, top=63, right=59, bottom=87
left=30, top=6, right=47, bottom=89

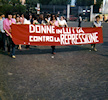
left=33, top=14, right=39, bottom=24
left=50, top=14, right=59, bottom=27
left=49, top=14, right=59, bottom=54
left=24, top=13, right=31, bottom=49
left=3, top=12, right=16, bottom=58
left=29, top=14, right=33, bottom=24
left=12, top=13, right=16, bottom=22
left=20, top=13, right=25, bottom=24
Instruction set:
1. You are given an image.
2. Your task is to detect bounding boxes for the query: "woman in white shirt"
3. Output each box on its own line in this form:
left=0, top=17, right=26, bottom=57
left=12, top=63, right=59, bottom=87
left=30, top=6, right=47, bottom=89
left=59, top=16, right=68, bottom=27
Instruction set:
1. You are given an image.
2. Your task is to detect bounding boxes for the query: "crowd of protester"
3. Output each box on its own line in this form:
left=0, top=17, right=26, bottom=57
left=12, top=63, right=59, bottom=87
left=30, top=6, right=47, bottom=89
left=0, top=11, right=102, bottom=59
left=0, top=12, right=68, bottom=59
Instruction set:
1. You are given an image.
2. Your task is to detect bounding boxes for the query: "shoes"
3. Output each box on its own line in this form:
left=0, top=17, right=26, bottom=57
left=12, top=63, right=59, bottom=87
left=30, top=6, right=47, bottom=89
left=8, top=52, right=10, bottom=55
left=12, top=55, right=16, bottom=59
left=26, top=48, right=29, bottom=50
left=52, top=52, right=56, bottom=55
left=91, top=46, right=94, bottom=48
left=94, top=48, right=97, bottom=52
left=18, top=47, right=22, bottom=50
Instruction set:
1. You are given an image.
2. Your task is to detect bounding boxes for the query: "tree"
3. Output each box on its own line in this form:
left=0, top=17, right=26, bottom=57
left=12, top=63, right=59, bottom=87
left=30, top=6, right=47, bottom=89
left=9, top=0, right=21, bottom=5
left=76, top=0, right=103, bottom=6
left=49, top=0, right=71, bottom=5
left=26, top=0, right=39, bottom=7
left=0, top=0, right=26, bottom=14
left=39, top=0, right=51, bottom=5
left=0, top=0, right=9, bottom=4
left=75, top=0, right=94, bottom=6
left=39, top=0, right=71, bottom=5
left=25, top=0, right=39, bottom=14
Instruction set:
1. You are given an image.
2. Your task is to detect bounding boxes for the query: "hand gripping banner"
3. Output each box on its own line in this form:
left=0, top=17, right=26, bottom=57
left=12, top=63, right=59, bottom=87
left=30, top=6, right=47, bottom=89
left=11, top=24, right=103, bottom=46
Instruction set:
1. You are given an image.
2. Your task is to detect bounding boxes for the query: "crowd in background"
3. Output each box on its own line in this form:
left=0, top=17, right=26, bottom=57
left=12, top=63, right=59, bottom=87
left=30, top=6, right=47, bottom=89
left=0, top=12, right=68, bottom=58
left=0, top=11, right=102, bottom=59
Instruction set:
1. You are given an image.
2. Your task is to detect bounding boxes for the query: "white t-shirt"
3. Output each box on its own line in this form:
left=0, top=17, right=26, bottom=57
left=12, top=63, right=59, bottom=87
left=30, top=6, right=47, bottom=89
left=57, top=17, right=60, bottom=22
left=24, top=19, right=30, bottom=24
left=48, top=17, right=51, bottom=23
left=79, top=16, right=82, bottom=22
left=0, top=19, right=5, bottom=33
left=93, top=21, right=101, bottom=27
left=59, top=20, right=67, bottom=27
left=12, top=18, right=16, bottom=22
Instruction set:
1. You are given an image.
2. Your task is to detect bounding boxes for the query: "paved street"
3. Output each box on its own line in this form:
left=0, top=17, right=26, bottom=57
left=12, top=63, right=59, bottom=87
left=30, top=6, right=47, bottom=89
left=0, top=22, right=108, bottom=100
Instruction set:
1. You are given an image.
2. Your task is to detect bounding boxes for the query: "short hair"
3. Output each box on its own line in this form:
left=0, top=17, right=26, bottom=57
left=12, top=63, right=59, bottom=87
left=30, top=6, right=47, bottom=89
left=5, top=12, right=13, bottom=18
left=95, top=15, right=100, bottom=19
left=34, top=14, right=38, bottom=20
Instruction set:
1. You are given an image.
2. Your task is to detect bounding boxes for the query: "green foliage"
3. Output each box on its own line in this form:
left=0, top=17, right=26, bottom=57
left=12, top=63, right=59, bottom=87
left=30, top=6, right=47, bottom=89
left=75, top=0, right=93, bottom=6
left=0, top=0, right=9, bottom=4
left=0, top=4, right=13, bottom=14
left=96, top=0, right=103, bottom=6
left=39, top=0, right=51, bottom=5
left=14, top=4, right=26, bottom=14
left=26, top=0, right=39, bottom=6
left=9, top=0, right=21, bottom=5
left=75, top=0, right=103, bottom=7
left=0, top=0, right=26, bottom=14
left=39, top=0, right=71, bottom=5
left=0, top=0, right=71, bottom=15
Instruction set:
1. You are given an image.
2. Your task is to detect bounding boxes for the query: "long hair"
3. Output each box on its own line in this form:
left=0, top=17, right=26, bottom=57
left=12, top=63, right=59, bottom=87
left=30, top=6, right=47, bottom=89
left=50, top=14, right=57, bottom=21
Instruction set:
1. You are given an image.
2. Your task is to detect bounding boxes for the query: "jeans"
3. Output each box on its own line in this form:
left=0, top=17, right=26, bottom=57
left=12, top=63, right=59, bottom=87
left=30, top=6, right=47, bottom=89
left=91, top=44, right=96, bottom=48
left=7, top=36, right=15, bottom=56
left=51, top=46, right=55, bottom=53
left=2, top=33, right=6, bottom=51
left=78, top=22, right=81, bottom=27
left=26, top=45, right=30, bottom=48
left=0, top=32, right=6, bottom=51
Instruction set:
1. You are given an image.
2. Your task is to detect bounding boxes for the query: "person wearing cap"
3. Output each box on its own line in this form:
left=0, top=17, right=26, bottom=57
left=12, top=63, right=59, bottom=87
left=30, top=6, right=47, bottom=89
left=3, top=12, right=16, bottom=58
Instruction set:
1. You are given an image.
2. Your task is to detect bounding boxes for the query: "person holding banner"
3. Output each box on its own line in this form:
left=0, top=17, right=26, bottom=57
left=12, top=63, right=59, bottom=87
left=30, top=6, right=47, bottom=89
left=59, top=16, right=68, bottom=27
left=3, top=12, right=16, bottom=58
left=38, top=14, right=46, bottom=25
left=16, top=16, right=22, bottom=50
left=33, top=15, right=39, bottom=25
left=20, top=13, right=25, bottom=24
left=91, top=15, right=102, bottom=51
left=49, top=14, right=59, bottom=54
left=24, top=14, right=31, bottom=49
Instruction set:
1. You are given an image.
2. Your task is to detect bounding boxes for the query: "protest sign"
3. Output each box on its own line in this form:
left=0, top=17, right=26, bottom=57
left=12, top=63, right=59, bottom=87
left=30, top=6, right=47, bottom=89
left=12, top=24, right=103, bottom=46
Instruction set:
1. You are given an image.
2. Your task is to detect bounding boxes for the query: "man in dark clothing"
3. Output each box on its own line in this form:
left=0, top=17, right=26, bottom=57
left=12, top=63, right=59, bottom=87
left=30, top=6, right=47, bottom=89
left=78, top=14, right=82, bottom=27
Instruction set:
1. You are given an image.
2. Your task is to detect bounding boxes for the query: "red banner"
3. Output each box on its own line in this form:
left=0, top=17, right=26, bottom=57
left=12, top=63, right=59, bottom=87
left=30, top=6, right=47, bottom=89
left=11, top=24, right=103, bottom=46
